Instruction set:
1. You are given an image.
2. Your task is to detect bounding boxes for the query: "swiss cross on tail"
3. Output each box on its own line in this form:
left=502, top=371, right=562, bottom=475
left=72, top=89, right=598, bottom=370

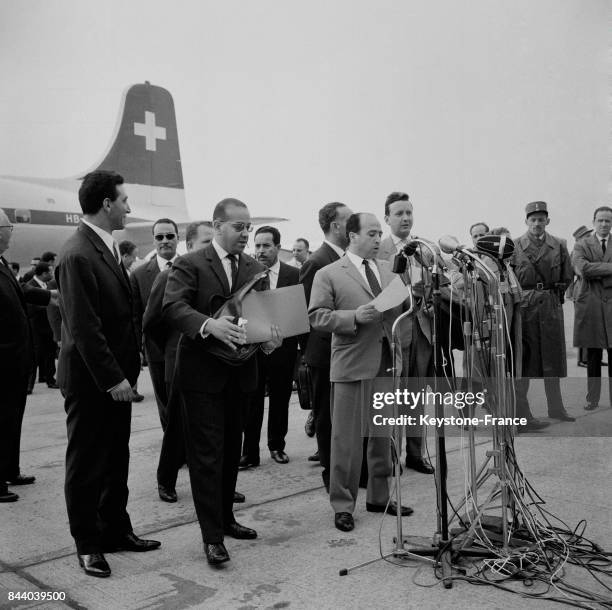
left=94, top=82, right=184, bottom=188
left=134, top=111, right=166, bottom=151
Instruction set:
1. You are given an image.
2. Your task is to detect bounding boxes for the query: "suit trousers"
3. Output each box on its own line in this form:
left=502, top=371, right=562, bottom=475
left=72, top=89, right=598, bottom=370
left=329, top=380, right=392, bottom=514
left=243, top=352, right=294, bottom=457
left=0, top=372, right=28, bottom=481
left=64, top=390, right=132, bottom=554
left=157, top=382, right=186, bottom=489
left=147, top=359, right=168, bottom=431
left=310, top=365, right=332, bottom=489
left=586, top=348, right=612, bottom=406
left=515, top=377, right=565, bottom=418
left=182, top=384, right=248, bottom=543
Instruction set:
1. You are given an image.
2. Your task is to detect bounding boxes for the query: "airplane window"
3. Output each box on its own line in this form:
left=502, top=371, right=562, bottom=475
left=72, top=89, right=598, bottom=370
left=15, top=209, right=32, bottom=223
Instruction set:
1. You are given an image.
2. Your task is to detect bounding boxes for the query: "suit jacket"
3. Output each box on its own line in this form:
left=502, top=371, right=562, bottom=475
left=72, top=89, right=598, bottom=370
left=55, top=222, right=140, bottom=393
left=131, top=257, right=164, bottom=362
left=25, top=278, right=53, bottom=340
left=46, top=278, right=62, bottom=342
left=308, top=256, right=402, bottom=382
left=162, top=244, right=268, bottom=393
left=299, top=242, right=341, bottom=367
left=0, top=257, right=50, bottom=382
left=572, top=233, right=612, bottom=348
left=142, top=268, right=178, bottom=383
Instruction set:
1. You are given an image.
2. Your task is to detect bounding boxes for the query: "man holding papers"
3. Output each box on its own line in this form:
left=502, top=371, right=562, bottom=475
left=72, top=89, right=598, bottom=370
left=241, top=226, right=300, bottom=467
left=309, top=212, right=412, bottom=532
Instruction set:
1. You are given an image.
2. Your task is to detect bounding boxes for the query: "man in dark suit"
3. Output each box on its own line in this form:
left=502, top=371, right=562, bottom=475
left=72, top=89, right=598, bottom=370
left=0, top=208, right=52, bottom=502
left=26, top=261, right=58, bottom=391
left=241, top=226, right=300, bottom=468
left=131, top=218, right=179, bottom=431
left=163, top=198, right=281, bottom=565
left=299, top=202, right=352, bottom=491
left=143, top=221, right=214, bottom=502
left=56, top=170, right=160, bottom=578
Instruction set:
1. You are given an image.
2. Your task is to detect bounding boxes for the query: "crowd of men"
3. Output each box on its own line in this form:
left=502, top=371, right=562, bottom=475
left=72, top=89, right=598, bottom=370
left=1, top=170, right=610, bottom=578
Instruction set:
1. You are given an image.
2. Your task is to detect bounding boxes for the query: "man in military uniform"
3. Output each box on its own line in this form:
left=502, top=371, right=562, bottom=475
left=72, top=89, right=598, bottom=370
left=511, top=201, right=575, bottom=430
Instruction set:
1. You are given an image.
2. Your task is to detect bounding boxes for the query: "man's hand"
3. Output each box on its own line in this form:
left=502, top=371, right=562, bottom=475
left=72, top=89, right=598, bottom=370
left=355, top=303, right=381, bottom=324
left=109, top=379, right=134, bottom=402
left=261, top=325, right=283, bottom=352
left=207, top=316, right=248, bottom=350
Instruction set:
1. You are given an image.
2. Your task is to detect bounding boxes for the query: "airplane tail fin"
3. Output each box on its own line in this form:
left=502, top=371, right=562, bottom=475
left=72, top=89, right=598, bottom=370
left=91, top=82, right=189, bottom=222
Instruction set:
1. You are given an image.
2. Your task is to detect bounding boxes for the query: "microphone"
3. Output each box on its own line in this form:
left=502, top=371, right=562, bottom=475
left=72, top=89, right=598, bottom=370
left=438, top=235, right=466, bottom=255
left=475, top=235, right=515, bottom=261
left=402, top=240, right=419, bottom=256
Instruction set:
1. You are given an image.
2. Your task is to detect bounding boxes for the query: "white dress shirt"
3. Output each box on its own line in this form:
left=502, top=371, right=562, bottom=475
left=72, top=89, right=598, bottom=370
left=82, top=218, right=119, bottom=262
left=211, top=239, right=237, bottom=290
left=156, top=254, right=177, bottom=272
left=345, top=250, right=381, bottom=288
left=267, top=260, right=280, bottom=290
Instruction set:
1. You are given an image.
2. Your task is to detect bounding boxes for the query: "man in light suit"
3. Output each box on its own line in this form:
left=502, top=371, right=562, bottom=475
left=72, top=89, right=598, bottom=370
left=573, top=206, right=612, bottom=410
left=162, top=198, right=282, bottom=565
left=131, top=218, right=179, bottom=430
left=299, top=202, right=352, bottom=490
left=241, top=226, right=300, bottom=467
left=377, top=192, right=436, bottom=475
left=309, top=212, right=412, bottom=532
left=56, top=171, right=160, bottom=578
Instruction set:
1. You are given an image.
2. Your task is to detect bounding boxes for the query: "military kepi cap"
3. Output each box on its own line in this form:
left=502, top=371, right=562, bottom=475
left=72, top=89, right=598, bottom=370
left=525, top=201, right=548, bottom=217
left=572, top=225, right=592, bottom=240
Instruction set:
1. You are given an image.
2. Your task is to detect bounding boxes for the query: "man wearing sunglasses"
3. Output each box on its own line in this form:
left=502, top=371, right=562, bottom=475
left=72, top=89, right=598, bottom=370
left=131, top=219, right=179, bottom=431
left=163, top=198, right=282, bottom=566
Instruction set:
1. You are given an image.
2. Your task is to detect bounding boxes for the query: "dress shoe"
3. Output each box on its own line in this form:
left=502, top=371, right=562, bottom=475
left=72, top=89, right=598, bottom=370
left=205, top=542, right=230, bottom=565
left=104, top=532, right=161, bottom=553
left=334, top=512, right=354, bottom=532
left=158, top=485, right=177, bottom=503
left=46, top=379, right=59, bottom=389
left=307, top=450, right=320, bottom=462
left=0, top=486, right=19, bottom=502
left=270, top=450, right=289, bottom=464
left=131, top=391, right=145, bottom=403
left=584, top=403, right=599, bottom=411
left=549, top=411, right=576, bottom=422
left=77, top=553, right=111, bottom=578
left=517, top=418, right=550, bottom=433
left=7, top=474, right=35, bottom=485
left=304, top=411, right=315, bottom=437
left=366, top=501, right=414, bottom=516
left=224, top=522, right=257, bottom=539
left=238, top=455, right=260, bottom=470
left=233, top=491, right=245, bottom=503
left=404, top=458, right=434, bottom=475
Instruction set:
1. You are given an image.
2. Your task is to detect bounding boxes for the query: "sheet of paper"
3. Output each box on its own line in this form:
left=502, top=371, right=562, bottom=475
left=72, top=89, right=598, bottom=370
left=241, top=284, right=310, bottom=343
left=371, top=275, right=410, bottom=312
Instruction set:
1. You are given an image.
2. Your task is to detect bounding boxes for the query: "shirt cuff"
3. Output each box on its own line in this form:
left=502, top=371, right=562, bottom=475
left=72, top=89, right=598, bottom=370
left=200, top=319, right=211, bottom=339
left=107, top=380, right=124, bottom=393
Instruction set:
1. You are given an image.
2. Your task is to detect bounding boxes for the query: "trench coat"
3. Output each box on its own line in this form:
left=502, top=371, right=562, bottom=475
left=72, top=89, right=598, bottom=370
left=572, top=234, right=612, bottom=348
left=511, top=232, right=572, bottom=377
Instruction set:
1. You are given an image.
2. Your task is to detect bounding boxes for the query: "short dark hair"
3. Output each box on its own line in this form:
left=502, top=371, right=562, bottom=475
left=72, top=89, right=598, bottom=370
left=118, top=240, right=137, bottom=256
left=384, top=192, right=409, bottom=217
left=469, top=222, right=490, bottom=235
left=78, top=170, right=125, bottom=215
left=34, top=261, right=51, bottom=276
left=213, top=198, right=248, bottom=221
left=319, top=202, right=347, bottom=234
left=152, top=218, right=179, bottom=235
left=295, top=237, right=309, bottom=250
left=255, top=225, right=281, bottom=246
left=346, top=213, right=363, bottom=240
left=9, top=261, right=19, bottom=272
left=40, top=251, right=57, bottom=263
left=185, top=221, right=213, bottom=244
left=593, top=206, right=612, bottom=221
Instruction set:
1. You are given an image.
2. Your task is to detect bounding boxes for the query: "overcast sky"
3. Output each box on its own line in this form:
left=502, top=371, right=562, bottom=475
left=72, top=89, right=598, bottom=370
left=0, top=0, right=610, bottom=249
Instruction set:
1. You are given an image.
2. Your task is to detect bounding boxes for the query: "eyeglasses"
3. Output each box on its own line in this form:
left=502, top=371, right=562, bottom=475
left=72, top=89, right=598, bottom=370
left=222, top=222, right=253, bottom=233
left=0, top=225, right=14, bottom=232
left=154, top=233, right=177, bottom=241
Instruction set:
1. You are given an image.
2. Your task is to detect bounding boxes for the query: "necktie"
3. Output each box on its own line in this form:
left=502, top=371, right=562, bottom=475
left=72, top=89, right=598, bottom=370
left=226, top=254, right=238, bottom=289
left=112, top=243, right=120, bottom=264
left=602, top=239, right=607, bottom=255
left=166, top=260, right=172, bottom=269
left=362, top=259, right=382, bottom=296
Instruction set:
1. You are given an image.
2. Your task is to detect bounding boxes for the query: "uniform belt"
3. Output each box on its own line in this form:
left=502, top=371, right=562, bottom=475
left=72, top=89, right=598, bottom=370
left=522, top=283, right=555, bottom=290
